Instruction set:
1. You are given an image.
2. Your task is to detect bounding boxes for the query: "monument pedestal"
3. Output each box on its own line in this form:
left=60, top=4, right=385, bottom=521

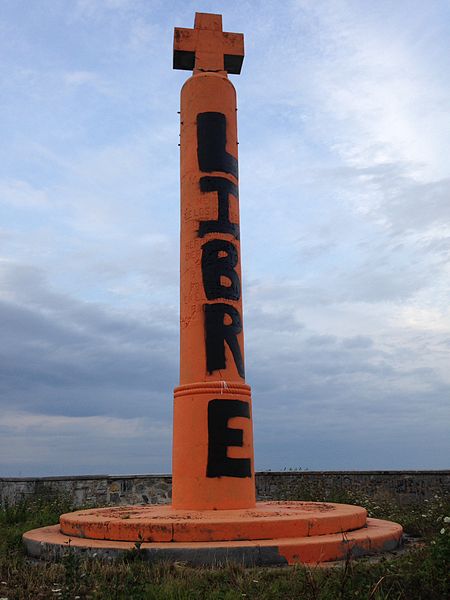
left=23, top=501, right=402, bottom=565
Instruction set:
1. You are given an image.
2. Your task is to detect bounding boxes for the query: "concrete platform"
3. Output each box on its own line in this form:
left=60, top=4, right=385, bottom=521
left=23, top=501, right=403, bottom=565
left=59, top=501, right=368, bottom=542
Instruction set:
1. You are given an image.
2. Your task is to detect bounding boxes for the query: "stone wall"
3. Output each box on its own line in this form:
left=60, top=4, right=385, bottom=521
left=255, top=471, right=450, bottom=505
left=1, top=471, right=448, bottom=508
left=0, top=475, right=172, bottom=508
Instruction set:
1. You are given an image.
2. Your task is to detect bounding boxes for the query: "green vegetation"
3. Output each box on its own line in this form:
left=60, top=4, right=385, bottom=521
left=0, top=490, right=448, bottom=599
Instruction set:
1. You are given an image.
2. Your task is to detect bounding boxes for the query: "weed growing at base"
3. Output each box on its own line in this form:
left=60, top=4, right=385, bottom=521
left=0, top=490, right=448, bottom=599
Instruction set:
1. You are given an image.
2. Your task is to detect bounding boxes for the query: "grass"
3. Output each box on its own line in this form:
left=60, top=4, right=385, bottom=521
left=0, top=489, right=449, bottom=599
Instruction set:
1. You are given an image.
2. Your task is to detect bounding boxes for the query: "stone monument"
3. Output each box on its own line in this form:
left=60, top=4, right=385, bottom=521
left=23, top=13, right=403, bottom=565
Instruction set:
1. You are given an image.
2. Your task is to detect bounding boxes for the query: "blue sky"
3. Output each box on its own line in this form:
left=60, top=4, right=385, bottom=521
left=1, top=0, right=449, bottom=476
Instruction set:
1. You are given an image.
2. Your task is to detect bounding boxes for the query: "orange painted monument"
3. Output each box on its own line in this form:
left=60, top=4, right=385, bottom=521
left=172, top=11, right=254, bottom=512
left=23, top=13, right=403, bottom=566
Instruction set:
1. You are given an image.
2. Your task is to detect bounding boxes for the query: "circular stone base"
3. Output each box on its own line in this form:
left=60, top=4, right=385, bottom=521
left=23, top=501, right=403, bottom=565
left=24, top=518, right=402, bottom=565
left=59, top=501, right=367, bottom=542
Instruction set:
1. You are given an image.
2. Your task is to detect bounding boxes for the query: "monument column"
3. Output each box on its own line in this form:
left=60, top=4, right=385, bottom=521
left=172, top=12, right=255, bottom=509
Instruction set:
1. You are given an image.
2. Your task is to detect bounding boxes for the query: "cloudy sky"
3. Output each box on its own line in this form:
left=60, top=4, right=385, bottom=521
left=1, top=0, right=449, bottom=477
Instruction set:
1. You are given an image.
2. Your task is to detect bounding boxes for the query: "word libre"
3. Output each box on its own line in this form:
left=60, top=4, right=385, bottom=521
left=197, top=111, right=251, bottom=479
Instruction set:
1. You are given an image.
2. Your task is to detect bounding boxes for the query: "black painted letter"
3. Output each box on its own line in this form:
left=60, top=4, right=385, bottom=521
left=204, top=303, right=245, bottom=378
left=198, top=176, right=240, bottom=240
left=197, top=112, right=238, bottom=178
left=207, top=399, right=251, bottom=478
left=201, top=239, right=240, bottom=301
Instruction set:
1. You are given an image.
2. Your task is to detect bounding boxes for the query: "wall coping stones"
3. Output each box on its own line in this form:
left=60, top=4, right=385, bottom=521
left=2, top=470, right=448, bottom=482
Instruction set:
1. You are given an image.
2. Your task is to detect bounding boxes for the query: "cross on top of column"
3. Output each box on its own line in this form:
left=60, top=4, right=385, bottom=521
left=173, top=12, right=244, bottom=75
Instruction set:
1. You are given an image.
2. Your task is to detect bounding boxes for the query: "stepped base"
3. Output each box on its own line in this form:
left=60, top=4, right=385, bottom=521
left=23, top=502, right=403, bottom=565
left=59, top=501, right=367, bottom=542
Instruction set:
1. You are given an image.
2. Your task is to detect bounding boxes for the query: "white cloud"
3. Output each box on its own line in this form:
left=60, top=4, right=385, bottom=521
left=64, top=70, right=99, bottom=86
left=0, top=411, right=171, bottom=475
left=0, top=180, right=49, bottom=208
left=1, top=411, right=146, bottom=436
left=0, top=0, right=449, bottom=474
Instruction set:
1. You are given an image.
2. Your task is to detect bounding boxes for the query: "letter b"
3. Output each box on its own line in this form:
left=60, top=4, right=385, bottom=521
left=201, top=239, right=240, bottom=301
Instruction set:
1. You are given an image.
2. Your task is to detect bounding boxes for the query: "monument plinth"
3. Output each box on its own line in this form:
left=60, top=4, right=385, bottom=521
left=23, top=13, right=403, bottom=566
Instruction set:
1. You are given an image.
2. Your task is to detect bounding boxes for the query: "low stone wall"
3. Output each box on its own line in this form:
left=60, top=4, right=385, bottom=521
left=0, top=474, right=172, bottom=508
left=1, top=471, right=448, bottom=508
left=255, top=471, right=449, bottom=505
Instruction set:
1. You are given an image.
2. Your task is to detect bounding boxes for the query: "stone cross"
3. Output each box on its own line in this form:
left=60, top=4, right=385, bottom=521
left=173, top=12, right=244, bottom=74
